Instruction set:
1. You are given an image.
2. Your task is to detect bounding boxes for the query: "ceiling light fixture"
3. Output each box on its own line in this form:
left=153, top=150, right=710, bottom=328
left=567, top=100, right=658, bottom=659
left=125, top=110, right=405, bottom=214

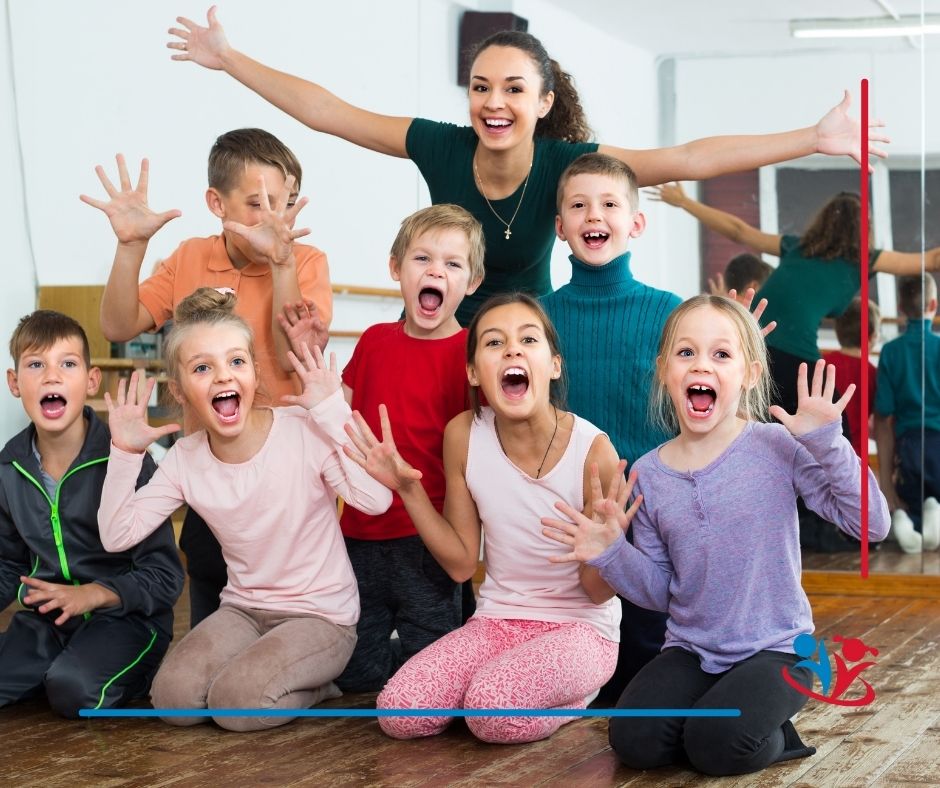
left=791, top=15, right=940, bottom=39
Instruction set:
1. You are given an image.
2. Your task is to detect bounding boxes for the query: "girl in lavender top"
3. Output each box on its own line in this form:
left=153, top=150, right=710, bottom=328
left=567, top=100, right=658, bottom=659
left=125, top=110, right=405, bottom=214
left=542, top=294, right=889, bottom=776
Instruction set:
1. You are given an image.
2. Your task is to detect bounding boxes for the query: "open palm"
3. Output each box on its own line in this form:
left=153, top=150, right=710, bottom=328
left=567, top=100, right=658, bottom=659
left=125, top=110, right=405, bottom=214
left=769, top=360, right=854, bottom=436
left=168, top=6, right=230, bottom=70
left=105, top=371, right=180, bottom=453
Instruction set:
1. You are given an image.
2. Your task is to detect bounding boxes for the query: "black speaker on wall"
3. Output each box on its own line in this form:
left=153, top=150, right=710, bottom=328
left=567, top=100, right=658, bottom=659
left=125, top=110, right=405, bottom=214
left=457, top=11, right=529, bottom=87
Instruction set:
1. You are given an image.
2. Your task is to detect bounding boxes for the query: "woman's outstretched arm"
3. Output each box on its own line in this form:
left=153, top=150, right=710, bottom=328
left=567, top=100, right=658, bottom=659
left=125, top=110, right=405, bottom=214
left=647, top=182, right=782, bottom=256
left=168, top=6, right=412, bottom=157
left=600, top=91, right=888, bottom=186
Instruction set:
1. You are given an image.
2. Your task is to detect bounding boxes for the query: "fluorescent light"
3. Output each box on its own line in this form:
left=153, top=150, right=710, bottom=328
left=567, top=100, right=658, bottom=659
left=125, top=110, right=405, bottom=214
left=791, top=15, right=940, bottom=39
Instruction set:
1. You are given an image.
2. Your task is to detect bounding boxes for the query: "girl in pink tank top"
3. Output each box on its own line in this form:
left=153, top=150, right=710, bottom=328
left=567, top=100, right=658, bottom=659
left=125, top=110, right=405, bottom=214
left=347, top=293, right=638, bottom=744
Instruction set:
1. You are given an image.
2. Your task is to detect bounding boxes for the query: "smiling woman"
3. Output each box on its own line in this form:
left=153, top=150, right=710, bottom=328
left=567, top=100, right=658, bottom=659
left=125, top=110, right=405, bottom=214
left=167, top=6, right=883, bottom=324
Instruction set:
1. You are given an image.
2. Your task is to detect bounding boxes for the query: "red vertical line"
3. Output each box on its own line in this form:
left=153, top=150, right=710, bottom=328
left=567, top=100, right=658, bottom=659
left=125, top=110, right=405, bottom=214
left=860, top=79, right=870, bottom=578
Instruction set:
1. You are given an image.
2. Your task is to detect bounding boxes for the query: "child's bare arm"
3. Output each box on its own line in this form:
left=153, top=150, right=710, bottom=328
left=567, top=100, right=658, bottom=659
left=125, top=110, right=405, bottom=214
left=345, top=408, right=481, bottom=581
left=19, top=577, right=119, bottom=626
left=82, top=155, right=180, bottom=341
left=168, top=7, right=411, bottom=157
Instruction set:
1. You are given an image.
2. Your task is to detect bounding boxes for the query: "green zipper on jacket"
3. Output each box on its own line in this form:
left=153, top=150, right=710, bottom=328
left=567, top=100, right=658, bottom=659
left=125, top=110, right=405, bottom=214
left=12, top=457, right=109, bottom=586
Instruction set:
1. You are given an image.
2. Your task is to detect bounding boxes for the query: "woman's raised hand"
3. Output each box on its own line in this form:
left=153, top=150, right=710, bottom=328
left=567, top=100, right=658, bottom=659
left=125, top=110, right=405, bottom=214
left=168, top=5, right=230, bottom=70
left=105, top=371, right=180, bottom=453
left=815, top=90, right=889, bottom=171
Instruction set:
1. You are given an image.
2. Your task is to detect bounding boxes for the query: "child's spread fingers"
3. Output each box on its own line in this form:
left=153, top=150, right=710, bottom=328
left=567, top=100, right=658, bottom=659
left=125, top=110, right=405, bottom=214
left=342, top=442, right=367, bottom=468
left=116, top=375, right=127, bottom=407
left=94, top=164, right=119, bottom=197
left=79, top=193, right=109, bottom=211
left=750, top=297, right=768, bottom=322
left=291, top=226, right=312, bottom=241
left=351, top=410, right=380, bottom=444
left=822, top=363, right=837, bottom=401
left=796, top=363, right=809, bottom=403
left=810, top=359, right=826, bottom=398
left=115, top=154, right=134, bottom=193
left=760, top=320, right=777, bottom=337
left=328, top=352, right=338, bottom=375
left=378, top=404, right=395, bottom=444
left=136, top=158, right=150, bottom=193
left=835, top=383, right=856, bottom=411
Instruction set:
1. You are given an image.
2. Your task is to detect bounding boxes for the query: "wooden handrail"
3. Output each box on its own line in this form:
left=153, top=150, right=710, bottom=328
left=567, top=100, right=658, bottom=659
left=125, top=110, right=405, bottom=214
left=332, top=283, right=402, bottom=299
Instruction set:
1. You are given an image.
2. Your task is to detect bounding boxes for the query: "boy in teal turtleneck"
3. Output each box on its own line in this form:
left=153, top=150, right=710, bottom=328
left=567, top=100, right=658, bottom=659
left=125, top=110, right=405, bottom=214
left=542, top=152, right=680, bottom=704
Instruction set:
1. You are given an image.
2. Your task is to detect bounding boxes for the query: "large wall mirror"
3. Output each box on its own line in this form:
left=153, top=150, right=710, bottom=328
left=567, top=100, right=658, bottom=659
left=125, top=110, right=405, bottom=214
left=547, top=0, right=939, bottom=580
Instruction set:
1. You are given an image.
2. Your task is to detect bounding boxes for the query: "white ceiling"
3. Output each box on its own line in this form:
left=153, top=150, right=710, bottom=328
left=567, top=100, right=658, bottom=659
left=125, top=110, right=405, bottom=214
left=542, top=0, right=940, bottom=58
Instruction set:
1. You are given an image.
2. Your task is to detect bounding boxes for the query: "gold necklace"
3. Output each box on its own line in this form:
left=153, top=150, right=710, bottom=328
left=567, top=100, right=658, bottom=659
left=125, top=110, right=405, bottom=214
left=474, top=155, right=533, bottom=240
left=494, top=406, right=559, bottom=479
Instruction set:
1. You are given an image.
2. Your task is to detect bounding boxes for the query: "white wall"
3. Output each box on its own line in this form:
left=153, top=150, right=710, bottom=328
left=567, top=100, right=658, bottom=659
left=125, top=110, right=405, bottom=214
left=0, top=4, right=39, bottom=438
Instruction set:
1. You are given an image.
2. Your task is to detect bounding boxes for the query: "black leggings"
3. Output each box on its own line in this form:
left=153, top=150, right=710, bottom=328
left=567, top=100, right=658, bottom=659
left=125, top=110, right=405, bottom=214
left=610, top=648, right=815, bottom=777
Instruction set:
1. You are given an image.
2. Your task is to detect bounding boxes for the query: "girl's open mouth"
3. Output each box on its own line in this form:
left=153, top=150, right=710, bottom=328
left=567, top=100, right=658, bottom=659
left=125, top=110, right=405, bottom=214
left=686, top=384, right=716, bottom=417
left=501, top=367, right=529, bottom=398
left=212, top=391, right=241, bottom=423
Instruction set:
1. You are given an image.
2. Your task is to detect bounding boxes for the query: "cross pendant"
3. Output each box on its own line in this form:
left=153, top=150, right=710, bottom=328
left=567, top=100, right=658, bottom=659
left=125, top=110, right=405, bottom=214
left=504, top=227, right=512, bottom=240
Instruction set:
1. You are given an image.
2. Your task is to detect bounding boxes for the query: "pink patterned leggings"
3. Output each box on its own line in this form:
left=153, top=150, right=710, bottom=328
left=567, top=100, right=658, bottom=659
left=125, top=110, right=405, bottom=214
left=377, top=616, right=618, bottom=743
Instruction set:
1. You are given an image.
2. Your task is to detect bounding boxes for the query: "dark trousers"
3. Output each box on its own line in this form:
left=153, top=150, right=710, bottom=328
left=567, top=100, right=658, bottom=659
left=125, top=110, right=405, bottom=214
left=610, top=647, right=814, bottom=776
left=179, top=508, right=227, bottom=628
left=0, top=610, right=169, bottom=718
left=596, top=597, right=667, bottom=705
left=896, top=428, right=940, bottom=527
left=337, top=535, right=461, bottom=693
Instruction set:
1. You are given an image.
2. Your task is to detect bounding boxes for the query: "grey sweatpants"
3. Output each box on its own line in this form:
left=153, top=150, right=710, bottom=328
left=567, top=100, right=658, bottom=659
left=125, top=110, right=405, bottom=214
left=150, top=603, right=356, bottom=731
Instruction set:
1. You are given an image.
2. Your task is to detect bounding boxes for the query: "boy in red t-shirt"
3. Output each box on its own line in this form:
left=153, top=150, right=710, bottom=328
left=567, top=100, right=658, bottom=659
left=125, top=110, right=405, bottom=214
left=333, top=205, right=483, bottom=692
left=83, top=129, right=332, bottom=627
left=822, top=297, right=880, bottom=461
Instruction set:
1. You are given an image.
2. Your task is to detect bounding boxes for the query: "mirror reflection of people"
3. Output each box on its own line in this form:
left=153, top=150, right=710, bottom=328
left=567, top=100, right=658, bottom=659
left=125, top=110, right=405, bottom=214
left=168, top=6, right=886, bottom=324
left=649, top=185, right=940, bottom=419
left=708, top=253, right=773, bottom=306
left=874, top=275, right=940, bottom=553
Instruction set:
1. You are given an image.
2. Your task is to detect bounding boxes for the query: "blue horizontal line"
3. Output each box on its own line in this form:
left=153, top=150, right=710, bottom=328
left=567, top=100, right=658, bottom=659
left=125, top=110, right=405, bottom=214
left=79, top=708, right=741, bottom=719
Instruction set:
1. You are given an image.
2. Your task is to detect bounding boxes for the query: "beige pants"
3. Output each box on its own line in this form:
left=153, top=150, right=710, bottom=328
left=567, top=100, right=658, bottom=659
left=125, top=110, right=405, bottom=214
left=151, top=603, right=356, bottom=731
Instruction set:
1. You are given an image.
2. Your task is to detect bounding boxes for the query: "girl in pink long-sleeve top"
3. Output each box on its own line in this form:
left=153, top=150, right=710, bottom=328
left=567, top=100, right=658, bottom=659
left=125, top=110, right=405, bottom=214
left=97, top=288, right=391, bottom=731
left=542, top=294, right=889, bottom=776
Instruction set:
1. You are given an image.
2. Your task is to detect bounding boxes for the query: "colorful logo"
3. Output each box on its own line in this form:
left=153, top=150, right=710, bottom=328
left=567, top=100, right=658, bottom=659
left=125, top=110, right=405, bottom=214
left=781, top=633, right=879, bottom=706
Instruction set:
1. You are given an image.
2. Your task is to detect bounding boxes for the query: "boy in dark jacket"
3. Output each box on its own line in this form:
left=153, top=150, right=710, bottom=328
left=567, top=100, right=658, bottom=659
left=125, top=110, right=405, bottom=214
left=0, top=310, right=183, bottom=717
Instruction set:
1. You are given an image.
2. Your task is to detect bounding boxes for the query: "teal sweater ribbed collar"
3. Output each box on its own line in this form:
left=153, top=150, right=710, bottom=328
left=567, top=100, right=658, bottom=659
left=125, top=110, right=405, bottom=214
left=566, top=252, right=638, bottom=295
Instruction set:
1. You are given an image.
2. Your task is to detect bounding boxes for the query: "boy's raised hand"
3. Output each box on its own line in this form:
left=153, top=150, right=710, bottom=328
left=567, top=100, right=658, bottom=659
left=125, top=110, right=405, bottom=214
left=541, top=461, right=642, bottom=564
left=105, top=370, right=180, bottom=453
left=168, top=5, right=230, bottom=70
left=344, top=405, right=423, bottom=491
left=278, top=299, right=329, bottom=354
left=815, top=90, right=889, bottom=171
left=282, top=343, right=341, bottom=410
left=222, top=174, right=310, bottom=268
left=770, top=360, right=855, bottom=437
left=80, top=155, right=181, bottom=244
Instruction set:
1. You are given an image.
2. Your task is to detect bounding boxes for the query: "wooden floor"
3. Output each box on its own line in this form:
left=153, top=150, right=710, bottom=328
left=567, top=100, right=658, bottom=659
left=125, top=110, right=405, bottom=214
left=802, top=541, right=940, bottom=576
left=1, top=590, right=938, bottom=787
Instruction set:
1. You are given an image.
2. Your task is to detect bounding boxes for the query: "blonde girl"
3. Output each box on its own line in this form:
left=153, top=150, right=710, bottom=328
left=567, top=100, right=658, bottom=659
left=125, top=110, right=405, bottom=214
left=97, top=288, right=391, bottom=731
left=543, top=294, right=889, bottom=776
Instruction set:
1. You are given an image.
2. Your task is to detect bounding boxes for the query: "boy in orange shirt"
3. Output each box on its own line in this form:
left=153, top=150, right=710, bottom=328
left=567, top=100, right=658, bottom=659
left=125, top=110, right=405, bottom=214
left=83, top=128, right=332, bottom=625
